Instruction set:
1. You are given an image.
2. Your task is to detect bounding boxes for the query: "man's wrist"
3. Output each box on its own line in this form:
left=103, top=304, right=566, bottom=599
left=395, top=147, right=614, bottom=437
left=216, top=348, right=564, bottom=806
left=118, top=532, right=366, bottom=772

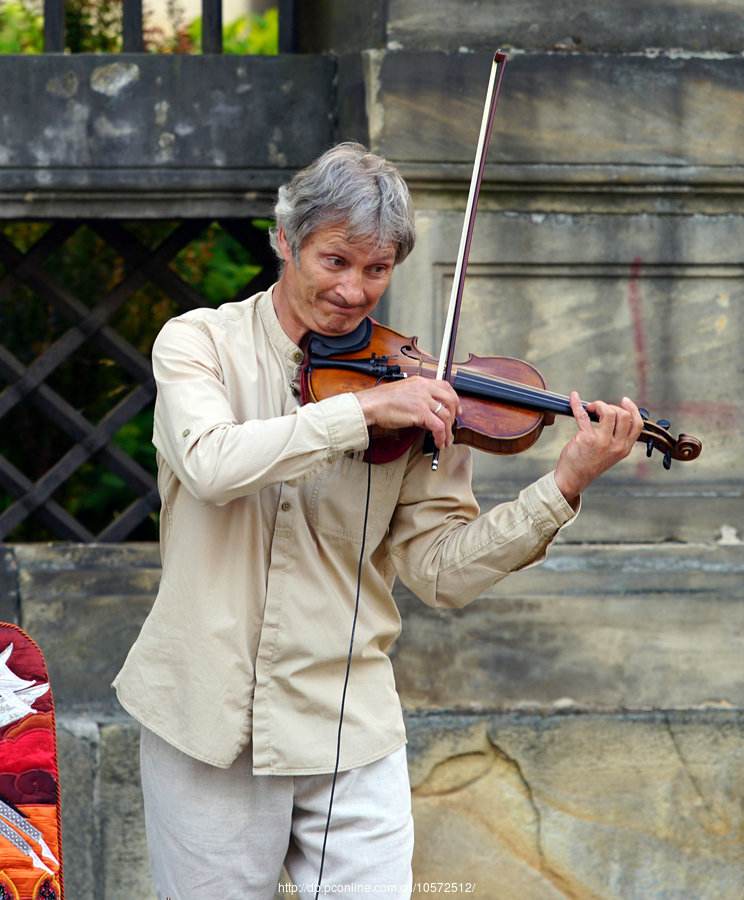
left=554, top=469, right=581, bottom=510
left=355, top=390, right=378, bottom=427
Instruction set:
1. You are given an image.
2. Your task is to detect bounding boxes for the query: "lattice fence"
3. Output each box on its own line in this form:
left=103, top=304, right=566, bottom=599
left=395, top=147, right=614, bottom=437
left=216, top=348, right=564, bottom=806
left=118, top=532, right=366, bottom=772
left=0, top=218, right=277, bottom=542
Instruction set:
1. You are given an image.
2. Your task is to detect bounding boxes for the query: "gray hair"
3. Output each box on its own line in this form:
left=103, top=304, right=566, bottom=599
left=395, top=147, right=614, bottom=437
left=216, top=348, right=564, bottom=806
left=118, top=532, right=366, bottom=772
left=269, top=142, right=415, bottom=265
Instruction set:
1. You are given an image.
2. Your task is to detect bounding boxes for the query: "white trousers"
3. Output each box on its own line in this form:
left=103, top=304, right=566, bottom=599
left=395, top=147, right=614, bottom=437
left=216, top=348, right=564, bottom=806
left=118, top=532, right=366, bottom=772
left=139, top=725, right=414, bottom=899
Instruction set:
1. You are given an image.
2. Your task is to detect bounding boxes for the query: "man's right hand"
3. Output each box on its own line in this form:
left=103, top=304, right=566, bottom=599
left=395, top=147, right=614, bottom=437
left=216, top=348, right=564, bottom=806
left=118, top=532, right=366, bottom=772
left=355, top=376, right=461, bottom=451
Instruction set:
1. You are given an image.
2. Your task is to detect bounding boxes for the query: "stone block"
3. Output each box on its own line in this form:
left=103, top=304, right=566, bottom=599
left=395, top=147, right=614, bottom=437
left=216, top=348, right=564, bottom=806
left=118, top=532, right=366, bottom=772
left=0, top=546, right=19, bottom=622
left=406, top=711, right=744, bottom=898
left=57, top=716, right=99, bottom=900
left=290, top=0, right=744, bottom=55
left=99, top=721, right=155, bottom=900
left=386, top=0, right=744, bottom=53
left=393, top=544, right=744, bottom=710
left=16, top=543, right=161, bottom=709
left=0, top=54, right=334, bottom=216
left=368, top=51, right=744, bottom=175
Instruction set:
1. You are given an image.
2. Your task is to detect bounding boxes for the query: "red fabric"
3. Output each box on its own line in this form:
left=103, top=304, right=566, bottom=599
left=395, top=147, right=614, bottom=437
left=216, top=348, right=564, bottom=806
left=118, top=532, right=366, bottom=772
left=0, top=624, right=64, bottom=899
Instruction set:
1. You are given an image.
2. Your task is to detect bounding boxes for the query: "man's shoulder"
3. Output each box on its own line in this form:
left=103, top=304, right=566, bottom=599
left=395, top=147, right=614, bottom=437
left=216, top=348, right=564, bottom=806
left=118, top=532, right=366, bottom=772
left=167, top=292, right=263, bottom=334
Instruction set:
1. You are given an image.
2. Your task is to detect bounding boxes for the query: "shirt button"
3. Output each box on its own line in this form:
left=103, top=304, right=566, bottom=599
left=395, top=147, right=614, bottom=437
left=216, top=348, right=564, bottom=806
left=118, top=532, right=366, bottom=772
left=281, top=501, right=291, bottom=512
left=182, top=428, right=190, bottom=437
left=292, top=350, right=303, bottom=364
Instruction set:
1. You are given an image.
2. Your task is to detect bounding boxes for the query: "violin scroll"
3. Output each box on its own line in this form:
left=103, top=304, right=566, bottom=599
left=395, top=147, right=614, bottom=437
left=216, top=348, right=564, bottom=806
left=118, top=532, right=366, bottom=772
left=637, top=408, right=703, bottom=470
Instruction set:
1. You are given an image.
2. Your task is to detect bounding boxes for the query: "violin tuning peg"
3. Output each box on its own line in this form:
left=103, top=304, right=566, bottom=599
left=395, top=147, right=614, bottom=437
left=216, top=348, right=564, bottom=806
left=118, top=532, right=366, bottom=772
left=657, top=418, right=671, bottom=430
left=638, top=407, right=649, bottom=421
left=646, top=439, right=655, bottom=458
left=663, top=450, right=672, bottom=470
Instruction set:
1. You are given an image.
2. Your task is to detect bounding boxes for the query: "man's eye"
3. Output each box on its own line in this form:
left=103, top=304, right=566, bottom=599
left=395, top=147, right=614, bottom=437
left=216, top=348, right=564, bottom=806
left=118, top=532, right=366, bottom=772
left=328, top=257, right=344, bottom=266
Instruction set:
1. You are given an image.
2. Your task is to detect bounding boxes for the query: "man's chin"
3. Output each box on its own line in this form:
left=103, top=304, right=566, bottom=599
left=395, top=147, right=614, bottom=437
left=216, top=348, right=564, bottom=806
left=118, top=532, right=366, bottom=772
left=316, top=315, right=366, bottom=336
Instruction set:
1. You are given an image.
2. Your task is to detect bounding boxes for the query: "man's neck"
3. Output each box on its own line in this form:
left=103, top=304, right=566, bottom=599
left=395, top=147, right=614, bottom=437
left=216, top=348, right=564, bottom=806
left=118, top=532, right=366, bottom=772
left=271, top=278, right=306, bottom=346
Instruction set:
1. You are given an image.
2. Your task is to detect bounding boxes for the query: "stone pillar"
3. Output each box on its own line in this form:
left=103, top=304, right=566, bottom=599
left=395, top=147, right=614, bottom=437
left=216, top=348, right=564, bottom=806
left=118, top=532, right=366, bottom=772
left=297, top=3, right=744, bottom=896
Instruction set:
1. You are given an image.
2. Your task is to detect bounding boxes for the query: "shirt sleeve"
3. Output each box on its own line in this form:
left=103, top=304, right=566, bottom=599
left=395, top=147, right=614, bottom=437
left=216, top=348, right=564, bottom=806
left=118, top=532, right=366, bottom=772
left=151, top=317, right=369, bottom=506
left=387, top=438, right=579, bottom=608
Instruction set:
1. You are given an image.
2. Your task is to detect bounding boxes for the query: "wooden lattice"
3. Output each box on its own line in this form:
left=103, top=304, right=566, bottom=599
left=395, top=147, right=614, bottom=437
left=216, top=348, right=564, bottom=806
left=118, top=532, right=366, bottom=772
left=0, top=218, right=277, bottom=542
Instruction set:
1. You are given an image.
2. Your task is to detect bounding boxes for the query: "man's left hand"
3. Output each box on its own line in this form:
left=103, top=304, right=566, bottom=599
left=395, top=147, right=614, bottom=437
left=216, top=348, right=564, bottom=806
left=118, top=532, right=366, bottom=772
left=554, top=391, right=644, bottom=507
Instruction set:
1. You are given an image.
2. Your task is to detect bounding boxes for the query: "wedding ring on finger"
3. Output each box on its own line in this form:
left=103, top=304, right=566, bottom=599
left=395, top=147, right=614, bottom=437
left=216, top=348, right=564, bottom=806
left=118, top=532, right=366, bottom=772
left=434, top=401, right=443, bottom=416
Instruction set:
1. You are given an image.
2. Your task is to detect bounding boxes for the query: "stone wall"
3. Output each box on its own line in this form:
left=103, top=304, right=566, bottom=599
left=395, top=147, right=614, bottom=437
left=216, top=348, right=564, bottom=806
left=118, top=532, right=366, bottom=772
left=5, top=522, right=744, bottom=899
left=3, top=1, right=744, bottom=897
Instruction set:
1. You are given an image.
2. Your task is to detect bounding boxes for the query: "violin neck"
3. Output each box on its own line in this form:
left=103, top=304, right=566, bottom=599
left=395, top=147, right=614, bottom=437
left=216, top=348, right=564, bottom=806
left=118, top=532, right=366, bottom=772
left=452, top=370, right=599, bottom=423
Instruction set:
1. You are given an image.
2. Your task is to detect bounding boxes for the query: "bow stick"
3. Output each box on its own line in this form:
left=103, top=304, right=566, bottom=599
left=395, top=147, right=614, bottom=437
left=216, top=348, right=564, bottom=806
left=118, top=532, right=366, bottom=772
left=432, top=50, right=508, bottom=470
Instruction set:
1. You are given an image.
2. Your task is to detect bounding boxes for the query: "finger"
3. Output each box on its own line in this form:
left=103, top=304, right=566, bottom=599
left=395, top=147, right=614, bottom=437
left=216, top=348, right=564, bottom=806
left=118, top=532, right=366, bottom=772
left=425, top=411, right=448, bottom=450
left=621, top=396, right=644, bottom=441
left=570, top=391, right=593, bottom=432
left=430, top=382, right=459, bottom=446
left=432, top=381, right=460, bottom=422
left=611, top=405, right=633, bottom=442
left=591, top=400, right=617, bottom=442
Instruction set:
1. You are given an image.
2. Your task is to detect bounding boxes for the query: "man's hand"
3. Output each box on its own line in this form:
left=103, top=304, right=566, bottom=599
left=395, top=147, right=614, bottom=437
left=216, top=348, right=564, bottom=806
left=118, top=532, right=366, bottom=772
left=554, top=391, right=644, bottom=506
left=356, top=376, right=461, bottom=451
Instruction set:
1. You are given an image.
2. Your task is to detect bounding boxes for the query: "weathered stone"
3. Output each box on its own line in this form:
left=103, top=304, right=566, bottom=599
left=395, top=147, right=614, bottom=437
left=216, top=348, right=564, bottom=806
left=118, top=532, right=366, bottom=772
left=385, top=210, right=739, bottom=502
left=406, top=711, right=744, bottom=898
left=99, top=721, right=155, bottom=900
left=56, top=717, right=99, bottom=900
left=16, top=543, right=161, bottom=708
left=393, top=545, right=744, bottom=711
left=295, top=0, right=744, bottom=54
left=386, top=0, right=744, bottom=53
left=475, top=479, right=744, bottom=546
left=0, top=54, right=334, bottom=217
left=368, top=51, right=744, bottom=173
left=0, top=55, right=334, bottom=171
left=0, top=546, right=19, bottom=622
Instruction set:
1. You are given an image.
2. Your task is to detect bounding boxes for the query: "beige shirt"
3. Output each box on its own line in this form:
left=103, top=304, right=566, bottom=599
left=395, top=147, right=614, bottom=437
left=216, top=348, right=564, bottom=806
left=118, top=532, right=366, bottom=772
left=112, top=287, right=578, bottom=774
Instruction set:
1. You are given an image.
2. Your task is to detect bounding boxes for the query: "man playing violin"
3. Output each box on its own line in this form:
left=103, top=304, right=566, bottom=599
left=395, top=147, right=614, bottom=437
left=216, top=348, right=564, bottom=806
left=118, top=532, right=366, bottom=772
left=113, top=142, right=644, bottom=899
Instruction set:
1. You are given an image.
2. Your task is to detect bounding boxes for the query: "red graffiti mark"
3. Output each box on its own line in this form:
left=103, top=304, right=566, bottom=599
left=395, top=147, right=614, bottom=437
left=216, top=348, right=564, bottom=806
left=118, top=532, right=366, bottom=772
left=662, top=400, right=738, bottom=428
left=627, top=257, right=650, bottom=478
left=627, top=256, right=647, bottom=409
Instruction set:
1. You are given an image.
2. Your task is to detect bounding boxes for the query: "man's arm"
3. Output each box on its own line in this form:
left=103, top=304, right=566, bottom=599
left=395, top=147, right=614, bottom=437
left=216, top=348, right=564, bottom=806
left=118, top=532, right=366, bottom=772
left=387, top=441, right=578, bottom=609
left=383, top=383, right=643, bottom=609
left=152, top=318, right=369, bottom=505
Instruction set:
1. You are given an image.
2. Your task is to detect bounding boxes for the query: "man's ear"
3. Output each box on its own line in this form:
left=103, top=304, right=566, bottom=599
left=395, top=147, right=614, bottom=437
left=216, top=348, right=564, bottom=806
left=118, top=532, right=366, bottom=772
left=276, top=227, right=293, bottom=265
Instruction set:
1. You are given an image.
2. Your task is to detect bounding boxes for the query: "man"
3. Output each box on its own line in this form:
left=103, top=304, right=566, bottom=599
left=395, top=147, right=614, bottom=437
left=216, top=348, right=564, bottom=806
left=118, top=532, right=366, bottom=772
left=113, top=143, right=642, bottom=899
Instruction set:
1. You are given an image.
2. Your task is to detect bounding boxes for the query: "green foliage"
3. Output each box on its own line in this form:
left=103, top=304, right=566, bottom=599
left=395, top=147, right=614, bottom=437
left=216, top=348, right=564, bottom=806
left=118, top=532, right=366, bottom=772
left=0, top=1, right=278, bottom=54
left=64, top=0, right=122, bottom=53
left=0, top=1, right=42, bottom=53
left=0, top=220, right=275, bottom=541
left=182, top=9, right=278, bottom=55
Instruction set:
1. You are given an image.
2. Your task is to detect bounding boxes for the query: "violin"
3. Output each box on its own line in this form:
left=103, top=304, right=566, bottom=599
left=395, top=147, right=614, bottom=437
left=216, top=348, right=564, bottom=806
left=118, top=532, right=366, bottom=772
left=302, top=50, right=702, bottom=472
left=300, top=317, right=703, bottom=469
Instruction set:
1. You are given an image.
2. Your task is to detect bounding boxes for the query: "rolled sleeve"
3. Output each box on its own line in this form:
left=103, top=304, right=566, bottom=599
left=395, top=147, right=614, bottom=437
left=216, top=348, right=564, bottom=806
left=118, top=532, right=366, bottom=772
left=389, top=444, right=580, bottom=610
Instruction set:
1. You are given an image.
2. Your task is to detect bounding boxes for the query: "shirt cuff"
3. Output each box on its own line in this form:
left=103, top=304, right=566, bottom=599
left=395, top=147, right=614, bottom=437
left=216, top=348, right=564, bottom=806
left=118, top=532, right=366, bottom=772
left=520, top=470, right=581, bottom=539
left=316, top=392, right=370, bottom=454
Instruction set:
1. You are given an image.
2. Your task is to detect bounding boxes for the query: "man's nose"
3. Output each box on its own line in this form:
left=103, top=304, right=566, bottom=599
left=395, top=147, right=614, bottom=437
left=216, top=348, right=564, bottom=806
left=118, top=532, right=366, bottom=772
left=337, top=268, right=366, bottom=304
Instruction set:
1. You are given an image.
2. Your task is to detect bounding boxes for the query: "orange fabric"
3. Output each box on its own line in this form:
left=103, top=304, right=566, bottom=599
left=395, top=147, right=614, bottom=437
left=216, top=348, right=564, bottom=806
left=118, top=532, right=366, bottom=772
left=0, top=805, right=60, bottom=899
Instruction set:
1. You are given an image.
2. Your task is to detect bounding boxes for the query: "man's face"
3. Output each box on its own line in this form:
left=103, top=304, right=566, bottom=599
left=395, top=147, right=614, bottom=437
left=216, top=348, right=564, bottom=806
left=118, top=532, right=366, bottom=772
left=274, top=223, right=396, bottom=343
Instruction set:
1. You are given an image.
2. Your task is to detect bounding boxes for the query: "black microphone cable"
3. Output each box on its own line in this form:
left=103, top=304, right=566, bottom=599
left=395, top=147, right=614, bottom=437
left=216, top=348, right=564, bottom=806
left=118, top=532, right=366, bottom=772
left=314, top=458, right=372, bottom=900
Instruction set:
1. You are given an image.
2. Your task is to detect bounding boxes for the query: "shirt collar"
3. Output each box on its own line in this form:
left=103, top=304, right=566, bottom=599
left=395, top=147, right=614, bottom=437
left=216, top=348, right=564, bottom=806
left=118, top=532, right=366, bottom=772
left=258, top=283, right=305, bottom=366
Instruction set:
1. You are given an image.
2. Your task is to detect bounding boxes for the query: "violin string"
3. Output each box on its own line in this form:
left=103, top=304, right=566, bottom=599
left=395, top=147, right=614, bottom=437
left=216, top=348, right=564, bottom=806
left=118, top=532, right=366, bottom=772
left=414, top=359, right=579, bottom=410
left=453, top=370, right=576, bottom=415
